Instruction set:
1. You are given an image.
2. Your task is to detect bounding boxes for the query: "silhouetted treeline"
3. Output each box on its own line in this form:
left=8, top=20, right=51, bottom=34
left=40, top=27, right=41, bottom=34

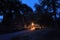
left=0, top=0, right=60, bottom=33
left=0, top=0, right=34, bottom=33
left=34, top=0, right=60, bottom=28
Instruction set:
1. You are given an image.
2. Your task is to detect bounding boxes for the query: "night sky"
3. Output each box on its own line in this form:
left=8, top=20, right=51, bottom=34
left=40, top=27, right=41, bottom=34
left=21, top=0, right=60, bottom=18
left=0, top=0, right=60, bottom=40
left=21, top=0, right=39, bottom=11
left=0, top=0, right=60, bottom=20
left=0, top=0, right=40, bottom=21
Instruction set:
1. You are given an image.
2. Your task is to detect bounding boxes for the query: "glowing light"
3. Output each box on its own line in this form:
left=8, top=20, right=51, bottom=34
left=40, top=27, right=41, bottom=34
left=30, top=26, right=36, bottom=31
left=29, top=22, right=36, bottom=31
left=32, top=22, right=34, bottom=26
left=24, top=22, right=45, bottom=31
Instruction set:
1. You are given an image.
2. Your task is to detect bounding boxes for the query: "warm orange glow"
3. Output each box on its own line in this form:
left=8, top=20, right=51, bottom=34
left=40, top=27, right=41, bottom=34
left=32, top=22, right=34, bottom=26
left=30, top=26, right=36, bottom=31
left=29, top=22, right=36, bottom=31
left=24, top=22, right=45, bottom=31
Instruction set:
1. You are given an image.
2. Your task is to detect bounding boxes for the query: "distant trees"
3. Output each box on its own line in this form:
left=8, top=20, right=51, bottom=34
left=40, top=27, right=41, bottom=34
left=0, top=0, right=22, bottom=33
left=0, top=0, right=60, bottom=33
left=0, top=0, right=34, bottom=33
left=41, top=0, right=60, bottom=19
left=20, top=4, right=34, bottom=26
left=34, top=0, right=60, bottom=28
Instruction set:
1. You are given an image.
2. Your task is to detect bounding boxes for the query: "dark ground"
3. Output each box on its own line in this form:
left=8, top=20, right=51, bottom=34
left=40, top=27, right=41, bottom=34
left=0, top=28, right=60, bottom=40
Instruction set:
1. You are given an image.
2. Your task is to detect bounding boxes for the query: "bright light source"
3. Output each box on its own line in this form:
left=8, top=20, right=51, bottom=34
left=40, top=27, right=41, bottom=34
left=32, top=22, right=34, bottom=26
left=24, top=22, right=45, bottom=31
left=29, top=22, right=36, bottom=31
left=30, top=26, right=36, bottom=31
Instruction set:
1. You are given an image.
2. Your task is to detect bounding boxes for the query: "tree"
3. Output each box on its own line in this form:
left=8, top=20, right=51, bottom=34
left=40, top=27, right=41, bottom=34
left=0, top=0, right=34, bottom=33
left=41, top=0, right=60, bottom=20
left=35, top=0, right=60, bottom=28
left=20, top=4, right=34, bottom=26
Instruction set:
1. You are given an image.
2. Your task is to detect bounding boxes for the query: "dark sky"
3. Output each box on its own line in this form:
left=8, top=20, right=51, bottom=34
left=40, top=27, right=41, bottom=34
left=0, top=0, right=60, bottom=20
left=21, top=0, right=60, bottom=18
left=0, top=0, right=40, bottom=20
left=21, top=0, right=40, bottom=11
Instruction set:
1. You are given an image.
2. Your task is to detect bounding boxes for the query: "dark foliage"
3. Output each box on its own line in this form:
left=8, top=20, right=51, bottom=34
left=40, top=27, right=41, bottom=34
left=0, top=0, right=33, bottom=33
left=35, top=0, right=60, bottom=28
left=0, top=0, right=60, bottom=34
